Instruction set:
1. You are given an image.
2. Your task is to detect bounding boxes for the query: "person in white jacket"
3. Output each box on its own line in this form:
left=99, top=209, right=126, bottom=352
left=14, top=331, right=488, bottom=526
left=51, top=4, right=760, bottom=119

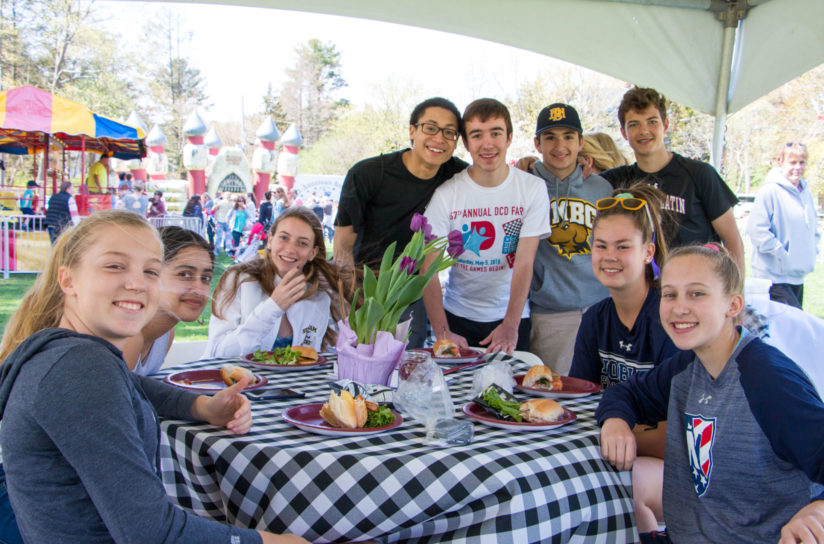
left=204, top=206, right=354, bottom=358
left=747, top=142, right=820, bottom=309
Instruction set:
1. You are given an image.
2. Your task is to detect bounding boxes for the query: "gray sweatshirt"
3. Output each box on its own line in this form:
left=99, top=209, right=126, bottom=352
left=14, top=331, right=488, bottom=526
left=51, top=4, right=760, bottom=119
left=0, top=328, right=262, bottom=544
left=529, top=163, right=612, bottom=313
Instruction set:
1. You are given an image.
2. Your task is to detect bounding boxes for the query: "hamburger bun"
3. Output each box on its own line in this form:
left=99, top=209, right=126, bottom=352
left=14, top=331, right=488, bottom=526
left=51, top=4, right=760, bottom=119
left=292, top=345, right=318, bottom=363
left=319, top=390, right=367, bottom=429
left=522, top=365, right=563, bottom=391
left=220, top=364, right=257, bottom=386
left=520, top=398, right=565, bottom=423
left=433, top=339, right=460, bottom=357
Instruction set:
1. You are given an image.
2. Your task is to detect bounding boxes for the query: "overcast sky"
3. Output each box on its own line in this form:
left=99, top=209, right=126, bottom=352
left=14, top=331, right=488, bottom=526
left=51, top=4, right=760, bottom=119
left=100, top=1, right=580, bottom=123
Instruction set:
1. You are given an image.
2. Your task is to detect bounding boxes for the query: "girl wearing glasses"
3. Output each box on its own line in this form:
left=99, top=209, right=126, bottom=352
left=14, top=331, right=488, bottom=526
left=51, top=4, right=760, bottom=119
left=569, top=182, right=677, bottom=532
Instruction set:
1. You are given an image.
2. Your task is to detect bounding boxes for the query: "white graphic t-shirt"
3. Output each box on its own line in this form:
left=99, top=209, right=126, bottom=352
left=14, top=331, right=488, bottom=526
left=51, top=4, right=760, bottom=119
left=424, top=166, right=550, bottom=321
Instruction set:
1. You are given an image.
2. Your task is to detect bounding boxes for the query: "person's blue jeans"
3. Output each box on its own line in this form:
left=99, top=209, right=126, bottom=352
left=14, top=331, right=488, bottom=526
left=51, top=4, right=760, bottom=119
left=0, top=465, right=23, bottom=544
left=215, top=221, right=231, bottom=254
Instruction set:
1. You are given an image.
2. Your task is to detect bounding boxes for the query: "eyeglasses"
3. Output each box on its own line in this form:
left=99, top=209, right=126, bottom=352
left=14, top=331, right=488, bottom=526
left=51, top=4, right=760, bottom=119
left=414, top=122, right=459, bottom=141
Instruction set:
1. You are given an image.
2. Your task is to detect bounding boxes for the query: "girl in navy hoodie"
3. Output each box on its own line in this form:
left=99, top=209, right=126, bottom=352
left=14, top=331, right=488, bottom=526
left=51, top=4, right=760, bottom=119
left=569, top=182, right=678, bottom=531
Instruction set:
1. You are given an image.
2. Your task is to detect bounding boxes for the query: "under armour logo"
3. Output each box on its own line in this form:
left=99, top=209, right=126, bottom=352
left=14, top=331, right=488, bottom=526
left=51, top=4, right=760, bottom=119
left=698, top=394, right=712, bottom=405
left=618, top=340, right=633, bottom=352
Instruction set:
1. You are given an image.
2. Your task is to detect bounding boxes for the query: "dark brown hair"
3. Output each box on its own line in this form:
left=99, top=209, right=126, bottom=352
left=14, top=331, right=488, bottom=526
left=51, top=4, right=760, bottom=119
left=593, top=181, right=670, bottom=286
left=618, top=87, right=668, bottom=128
left=212, top=206, right=356, bottom=347
left=461, top=98, right=512, bottom=139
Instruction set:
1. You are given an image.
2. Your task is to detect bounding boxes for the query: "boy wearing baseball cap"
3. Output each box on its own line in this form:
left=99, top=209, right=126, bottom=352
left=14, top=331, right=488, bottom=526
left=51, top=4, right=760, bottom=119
left=527, top=103, right=613, bottom=374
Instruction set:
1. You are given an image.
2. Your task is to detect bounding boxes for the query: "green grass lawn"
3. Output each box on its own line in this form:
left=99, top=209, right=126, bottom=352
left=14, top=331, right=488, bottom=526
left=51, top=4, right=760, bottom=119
left=3, top=256, right=824, bottom=341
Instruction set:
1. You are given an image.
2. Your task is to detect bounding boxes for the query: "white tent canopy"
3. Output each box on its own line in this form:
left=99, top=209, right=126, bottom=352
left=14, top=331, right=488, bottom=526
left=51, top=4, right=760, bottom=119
left=155, top=0, right=824, bottom=165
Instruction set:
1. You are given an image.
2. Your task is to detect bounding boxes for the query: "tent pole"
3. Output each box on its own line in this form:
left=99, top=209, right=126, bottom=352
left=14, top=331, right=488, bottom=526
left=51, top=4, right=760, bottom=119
left=81, top=135, right=86, bottom=193
left=711, top=4, right=745, bottom=172
left=43, top=135, right=49, bottom=187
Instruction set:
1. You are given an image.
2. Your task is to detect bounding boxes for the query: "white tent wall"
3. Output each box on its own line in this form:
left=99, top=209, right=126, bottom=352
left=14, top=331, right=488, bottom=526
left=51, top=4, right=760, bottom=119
left=149, top=0, right=824, bottom=168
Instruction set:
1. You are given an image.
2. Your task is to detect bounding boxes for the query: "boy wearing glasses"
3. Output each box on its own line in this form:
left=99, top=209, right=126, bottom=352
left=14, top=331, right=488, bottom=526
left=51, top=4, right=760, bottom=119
left=525, top=103, right=613, bottom=374
left=422, top=99, right=550, bottom=354
left=334, top=97, right=467, bottom=348
left=601, top=87, right=745, bottom=272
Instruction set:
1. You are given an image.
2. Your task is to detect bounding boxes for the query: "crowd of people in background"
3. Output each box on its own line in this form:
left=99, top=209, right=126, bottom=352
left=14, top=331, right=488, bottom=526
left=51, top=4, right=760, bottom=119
left=1, top=86, right=822, bottom=543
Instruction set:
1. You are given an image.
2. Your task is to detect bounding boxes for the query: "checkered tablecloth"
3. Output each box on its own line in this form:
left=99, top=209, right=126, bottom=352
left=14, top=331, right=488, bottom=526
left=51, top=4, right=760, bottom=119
left=157, top=357, right=637, bottom=543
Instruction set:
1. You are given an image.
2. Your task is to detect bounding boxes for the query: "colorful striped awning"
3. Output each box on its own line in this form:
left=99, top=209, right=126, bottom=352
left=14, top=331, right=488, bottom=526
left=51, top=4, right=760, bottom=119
left=0, top=86, right=146, bottom=160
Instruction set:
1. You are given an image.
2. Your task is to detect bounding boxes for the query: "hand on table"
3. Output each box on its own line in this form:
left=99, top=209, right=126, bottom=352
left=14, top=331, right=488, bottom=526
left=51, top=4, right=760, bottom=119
left=600, top=418, right=637, bottom=471
left=271, top=267, right=307, bottom=311
left=196, top=376, right=253, bottom=434
left=780, top=500, right=824, bottom=544
left=479, top=321, right=518, bottom=354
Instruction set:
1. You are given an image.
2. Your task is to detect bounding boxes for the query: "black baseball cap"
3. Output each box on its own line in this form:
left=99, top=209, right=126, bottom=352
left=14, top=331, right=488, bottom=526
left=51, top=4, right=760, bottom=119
left=26, top=180, right=39, bottom=187
left=535, top=103, right=583, bottom=136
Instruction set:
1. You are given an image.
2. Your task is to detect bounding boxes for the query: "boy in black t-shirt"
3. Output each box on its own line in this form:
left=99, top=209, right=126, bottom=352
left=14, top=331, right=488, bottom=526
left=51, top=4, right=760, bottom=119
left=601, top=87, right=744, bottom=272
left=333, top=97, right=468, bottom=347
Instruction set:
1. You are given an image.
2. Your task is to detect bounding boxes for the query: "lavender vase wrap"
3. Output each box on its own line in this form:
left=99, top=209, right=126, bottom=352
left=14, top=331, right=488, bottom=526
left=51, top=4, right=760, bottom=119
left=335, top=319, right=410, bottom=386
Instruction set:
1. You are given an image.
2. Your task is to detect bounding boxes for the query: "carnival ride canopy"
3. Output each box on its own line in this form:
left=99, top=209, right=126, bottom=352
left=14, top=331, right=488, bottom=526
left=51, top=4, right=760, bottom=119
left=0, top=86, right=146, bottom=160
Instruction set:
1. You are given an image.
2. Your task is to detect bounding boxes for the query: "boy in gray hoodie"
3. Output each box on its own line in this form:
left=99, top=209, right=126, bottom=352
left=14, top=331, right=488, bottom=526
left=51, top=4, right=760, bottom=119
left=527, top=104, right=612, bottom=374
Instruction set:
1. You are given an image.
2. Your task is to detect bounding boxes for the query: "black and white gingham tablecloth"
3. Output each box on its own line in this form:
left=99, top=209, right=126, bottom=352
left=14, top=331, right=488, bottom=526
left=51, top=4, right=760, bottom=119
left=157, top=357, right=637, bottom=543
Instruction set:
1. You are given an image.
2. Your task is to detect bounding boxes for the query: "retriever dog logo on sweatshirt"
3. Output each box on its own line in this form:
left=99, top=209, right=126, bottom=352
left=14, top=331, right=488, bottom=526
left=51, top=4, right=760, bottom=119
left=547, top=198, right=596, bottom=259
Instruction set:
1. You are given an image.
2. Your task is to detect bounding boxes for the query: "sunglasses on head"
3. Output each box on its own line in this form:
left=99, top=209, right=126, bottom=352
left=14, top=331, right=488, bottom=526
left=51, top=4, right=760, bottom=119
left=596, top=193, right=662, bottom=278
left=595, top=195, right=647, bottom=211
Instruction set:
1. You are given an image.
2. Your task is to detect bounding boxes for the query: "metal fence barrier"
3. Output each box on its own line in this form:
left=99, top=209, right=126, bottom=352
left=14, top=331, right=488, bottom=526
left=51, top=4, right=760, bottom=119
left=1, top=215, right=50, bottom=279
left=148, top=215, right=205, bottom=237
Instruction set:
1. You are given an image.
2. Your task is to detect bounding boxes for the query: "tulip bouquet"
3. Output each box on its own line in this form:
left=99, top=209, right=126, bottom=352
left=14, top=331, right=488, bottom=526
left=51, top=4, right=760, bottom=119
left=347, top=213, right=465, bottom=344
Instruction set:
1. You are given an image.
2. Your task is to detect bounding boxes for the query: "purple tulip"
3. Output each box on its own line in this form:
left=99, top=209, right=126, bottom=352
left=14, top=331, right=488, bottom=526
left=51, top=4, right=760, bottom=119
left=410, top=213, right=427, bottom=233
left=399, top=256, right=417, bottom=275
left=447, top=243, right=465, bottom=258
left=447, top=230, right=464, bottom=258
left=447, top=230, right=463, bottom=246
left=423, top=223, right=436, bottom=244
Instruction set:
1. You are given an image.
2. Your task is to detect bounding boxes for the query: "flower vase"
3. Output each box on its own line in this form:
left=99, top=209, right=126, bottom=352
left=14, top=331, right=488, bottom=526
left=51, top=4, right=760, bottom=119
left=336, top=319, right=409, bottom=386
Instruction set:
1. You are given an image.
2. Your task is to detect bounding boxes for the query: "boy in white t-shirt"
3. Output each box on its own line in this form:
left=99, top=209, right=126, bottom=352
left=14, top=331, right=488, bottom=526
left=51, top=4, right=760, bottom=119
left=422, top=98, right=551, bottom=353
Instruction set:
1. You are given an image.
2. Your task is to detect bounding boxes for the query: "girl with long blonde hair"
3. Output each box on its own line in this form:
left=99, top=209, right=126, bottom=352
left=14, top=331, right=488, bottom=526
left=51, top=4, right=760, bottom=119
left=0, top=210, right=306, bottom=544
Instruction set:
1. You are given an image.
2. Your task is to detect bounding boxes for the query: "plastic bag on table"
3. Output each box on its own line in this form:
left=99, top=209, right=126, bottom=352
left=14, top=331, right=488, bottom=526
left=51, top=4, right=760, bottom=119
left=469, top=358, right=516, bottom=399
left=394, top=356, right=472, bottom=445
